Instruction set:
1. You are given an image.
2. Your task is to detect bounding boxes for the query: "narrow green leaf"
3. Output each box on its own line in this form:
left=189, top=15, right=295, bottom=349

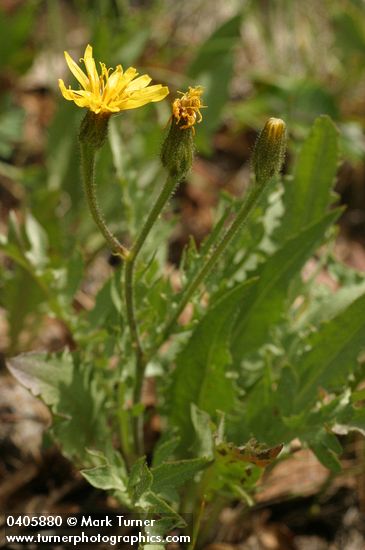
left=231, top=210, right=339, bottom=360
left=275, top=115, right=339, bottom=241
left=275, top=366, right=299, bottom=417
left=188, top=14, right=242, bottom=76
left=169, top=280, right=257, bottom=449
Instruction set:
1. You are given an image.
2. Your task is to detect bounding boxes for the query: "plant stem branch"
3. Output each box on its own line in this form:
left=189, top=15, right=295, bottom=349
left=80, top=140, right=134, bottom=463
left=80, top=142, right=129, bottom=258
left=154, top=178, right=273, bottom=350
left=123, top=174, right=179, bottom=454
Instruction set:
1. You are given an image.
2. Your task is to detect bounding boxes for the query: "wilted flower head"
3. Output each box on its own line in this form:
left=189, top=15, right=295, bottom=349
left=59, top=45, right=169, bottom=115
left=172, top=86, right=205, bottom=132
left=161, top=86, right=206, bottom=177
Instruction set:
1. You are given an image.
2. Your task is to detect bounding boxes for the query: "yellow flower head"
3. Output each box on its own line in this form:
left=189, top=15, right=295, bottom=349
left=172, top=86, right=205, bottom=131
left=59, top=44, right=169, bottom=115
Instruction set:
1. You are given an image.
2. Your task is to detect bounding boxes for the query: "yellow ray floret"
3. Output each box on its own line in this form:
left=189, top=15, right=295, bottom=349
left=59, top=44, right=169, bottom=115
left=172, top=86, right=206, bottom=132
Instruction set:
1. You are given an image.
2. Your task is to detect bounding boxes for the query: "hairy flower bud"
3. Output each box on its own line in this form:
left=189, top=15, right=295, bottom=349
left=160, top=121, right=194, bottom=177
left=160, top=86, right=205, bottom=178
left=79, top=111, right=110, bottom=149
left=253, top=117, right=287, bottom=184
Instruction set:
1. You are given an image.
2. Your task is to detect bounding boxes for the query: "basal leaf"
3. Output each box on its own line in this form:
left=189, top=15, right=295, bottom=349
left=52, top=365, right=106, bottom=461
left=7, top=351, right=106, bottom=462
left=7, top=351, right=73, bottom=406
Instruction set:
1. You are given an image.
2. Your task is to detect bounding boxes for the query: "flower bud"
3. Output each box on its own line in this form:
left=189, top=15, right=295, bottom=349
left=160, top=120, right=194, bottom=177
left=160, top=86, right=205, bottom=178
left=252, top=117, right=287, bottom=184
left=79, top=111, right=110, bottom=149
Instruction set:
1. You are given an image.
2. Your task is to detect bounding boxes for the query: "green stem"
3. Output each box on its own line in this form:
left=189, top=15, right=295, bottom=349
left=188, top=499, right=206, bottom=550
left=117, top=381, right=135, bottom=468
left=125, top=257, right=145, bottom=427
left=190, top=460, right=229, bottom=548
left=123, top=174, right=180, bottom=455
left=80, top=140, right=133, bottom=463
left=80, top=142, right=129, bottom=258
left=155, top=178, right=273, bottom=350
left=196, top=496, right=226, bottom=548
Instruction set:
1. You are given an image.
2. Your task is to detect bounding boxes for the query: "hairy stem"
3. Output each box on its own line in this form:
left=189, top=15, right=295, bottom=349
left=80, top=140, right=132, bottom=462
left=80, top=142, right=129, bottom=258
left=123, top=174, right=180, bottom=455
